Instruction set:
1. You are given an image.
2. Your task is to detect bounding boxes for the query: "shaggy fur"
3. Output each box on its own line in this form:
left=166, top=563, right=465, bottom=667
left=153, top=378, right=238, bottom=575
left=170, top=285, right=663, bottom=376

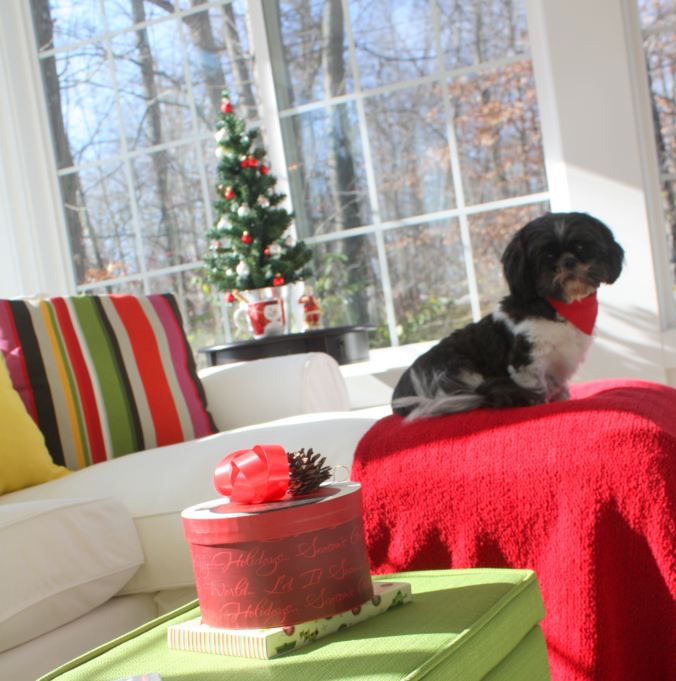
left=392, top=212, right=624, bottom=419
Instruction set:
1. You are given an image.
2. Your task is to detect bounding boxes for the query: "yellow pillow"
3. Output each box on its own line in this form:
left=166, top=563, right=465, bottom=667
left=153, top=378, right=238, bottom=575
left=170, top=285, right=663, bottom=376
left=0, top=353, right=70, bottom=494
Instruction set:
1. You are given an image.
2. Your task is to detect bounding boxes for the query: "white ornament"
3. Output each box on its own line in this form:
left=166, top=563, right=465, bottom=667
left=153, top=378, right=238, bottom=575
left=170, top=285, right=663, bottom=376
left=215, top=146, right=226, bottom=159
left=236, top=261, right=249, bottom=276
left=257, top=196, right=270, bottom=207
left=269, top=243, right=282, bottom=256
left=214, top=128, right=227, bottom=142
left=237, top=205, right=249, bottom=217
left=217, top=217, right=227, bottom=230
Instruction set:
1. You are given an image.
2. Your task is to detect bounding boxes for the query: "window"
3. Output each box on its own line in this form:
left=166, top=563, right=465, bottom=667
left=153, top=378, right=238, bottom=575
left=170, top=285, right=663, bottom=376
left=264, top=0, right=549, bottom=345
left=32, top=0, right=549, bottom=349
left=30, top=0, right=256, bottom=349
left=637, top=0, right=676, bottom=290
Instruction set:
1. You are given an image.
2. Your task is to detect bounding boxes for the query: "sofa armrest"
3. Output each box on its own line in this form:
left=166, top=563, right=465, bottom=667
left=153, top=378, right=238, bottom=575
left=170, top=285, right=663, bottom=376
left=198, top=352, right=350, bottom=431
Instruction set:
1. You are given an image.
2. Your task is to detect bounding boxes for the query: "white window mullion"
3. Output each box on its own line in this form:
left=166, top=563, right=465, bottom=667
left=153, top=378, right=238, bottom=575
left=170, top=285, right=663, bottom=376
left=430, top=0, right=482, bottom=322
left=247, top=0, right=294, bottom=213
left=99, top=0, right=149, bottom=295
left=341, top=0, right=399, bottom=345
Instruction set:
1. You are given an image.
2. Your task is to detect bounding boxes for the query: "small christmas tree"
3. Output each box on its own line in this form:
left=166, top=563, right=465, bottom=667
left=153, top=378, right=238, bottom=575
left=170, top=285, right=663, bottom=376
left=204, top=90, right=312, bottom=300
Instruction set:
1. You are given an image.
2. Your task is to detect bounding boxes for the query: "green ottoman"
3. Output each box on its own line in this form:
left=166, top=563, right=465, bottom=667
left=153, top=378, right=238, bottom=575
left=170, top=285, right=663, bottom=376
left=39, top=569, right=550, bottom=681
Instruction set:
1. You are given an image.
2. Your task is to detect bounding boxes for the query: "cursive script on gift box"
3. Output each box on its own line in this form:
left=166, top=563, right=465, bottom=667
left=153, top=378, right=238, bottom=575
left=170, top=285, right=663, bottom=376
left=296, top=535, right=348, bottom=559
left=203, top=546, right=288, bottom=577
left=221, top=598, right=295, bottom=627
left=305, top=585, right=357, bottom=611
left=328, top=557, right=361, bottom=581
left=204, top=576, right=253, bottom=598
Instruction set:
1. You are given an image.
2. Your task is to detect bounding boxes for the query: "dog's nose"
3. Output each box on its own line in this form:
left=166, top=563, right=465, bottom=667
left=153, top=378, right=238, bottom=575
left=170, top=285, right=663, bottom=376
left=561, top=255, right=577, bottom=270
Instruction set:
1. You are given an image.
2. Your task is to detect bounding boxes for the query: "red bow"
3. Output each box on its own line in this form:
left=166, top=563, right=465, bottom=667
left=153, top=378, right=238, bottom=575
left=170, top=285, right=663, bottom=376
left=213, top=444, right=289, bottom=504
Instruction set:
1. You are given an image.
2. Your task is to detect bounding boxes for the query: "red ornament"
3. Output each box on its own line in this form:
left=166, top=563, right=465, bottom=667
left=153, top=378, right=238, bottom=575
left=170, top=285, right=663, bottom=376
left=260, top=165, right=269, bottom=175
left=224, top=291, right=235, bottom=304
left=241, top=231, right=252, bottom=244
left=224, top=187, right=235, bottom=200
left=273, top=273, right=285, bottom=286
left=248, top=156, right=258, bottom=168
left=220, top=100, right=232, bottom=114
left=263, top=247, right=270, bottom=257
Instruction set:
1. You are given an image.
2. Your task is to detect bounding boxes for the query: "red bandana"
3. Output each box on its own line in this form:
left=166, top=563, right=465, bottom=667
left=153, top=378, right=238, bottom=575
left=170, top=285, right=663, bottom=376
left=546, top=293, right=598, bottom=335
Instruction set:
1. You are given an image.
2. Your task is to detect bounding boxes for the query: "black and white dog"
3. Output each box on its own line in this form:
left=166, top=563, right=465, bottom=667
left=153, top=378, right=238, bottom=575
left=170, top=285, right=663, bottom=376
left=392, top=212, right=624, bottom=420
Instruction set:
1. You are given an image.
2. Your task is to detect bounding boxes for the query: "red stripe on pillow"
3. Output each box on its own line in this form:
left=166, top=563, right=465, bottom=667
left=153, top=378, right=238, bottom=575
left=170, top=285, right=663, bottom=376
left=150, top=295, right=214, bottom=437
left=51, top=298, right=108, bottom=464
left=109, top=295, right=183, bottom=446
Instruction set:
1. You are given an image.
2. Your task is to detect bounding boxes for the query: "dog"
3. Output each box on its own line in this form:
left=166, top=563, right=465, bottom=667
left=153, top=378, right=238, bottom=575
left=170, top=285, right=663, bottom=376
left=392, top=212, right=624, bottom=420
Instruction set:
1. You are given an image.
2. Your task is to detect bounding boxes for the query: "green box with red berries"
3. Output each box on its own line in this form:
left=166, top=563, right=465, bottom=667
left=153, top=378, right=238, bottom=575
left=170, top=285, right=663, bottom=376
left=167, top=580, right=411, bottom=659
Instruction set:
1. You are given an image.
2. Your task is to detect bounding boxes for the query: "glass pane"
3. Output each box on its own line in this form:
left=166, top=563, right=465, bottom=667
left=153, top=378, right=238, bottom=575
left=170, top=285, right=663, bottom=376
left=185, top=2, right=257, bottom=131
left=349, top=0, right=436, bottom=90
left=112, top=20, right=192, bottom=151
left=437, top=0, right=530, bottom=71
left=309, top=235, right=388, bottom=344
left=385, top=219, right=471, bottom=344
left=469, top=201, right=550, bottom=315
left=638, top=0, right=676, bottom=29
left=105, top=0, right=185, bottom=32
left=451, top=60, right=546, bottom=206
left=31, top=0, right=105, bottom=52
left=643, top=30, right=676, bottom=180
left=41, top=46, right=119, bottom=168
left=146, top=270, right=226, bottom=363
left=281, top=102, right=371, bottom=237
left=661, top=179, right=676, bottom=283
left=365, top=83, right=455, bottom=221
left=132, top=143, right=207, bottom=269
left=267, top=0, right=353, bottom=109
left=60, top=164, right=139, bottom=286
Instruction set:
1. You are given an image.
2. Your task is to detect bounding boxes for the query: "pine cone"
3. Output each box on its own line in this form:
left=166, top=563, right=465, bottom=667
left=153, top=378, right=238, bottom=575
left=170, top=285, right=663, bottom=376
left=286, top=448, right=332, bottom=496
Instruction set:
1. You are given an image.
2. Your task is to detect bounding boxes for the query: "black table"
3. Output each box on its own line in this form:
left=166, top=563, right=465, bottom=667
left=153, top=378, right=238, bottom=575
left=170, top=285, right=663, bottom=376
left=198, top=325, right=372, bottom=366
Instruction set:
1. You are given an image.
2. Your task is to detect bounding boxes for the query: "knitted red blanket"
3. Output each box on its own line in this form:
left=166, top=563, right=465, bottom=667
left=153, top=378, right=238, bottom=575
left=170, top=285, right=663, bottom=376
left=352, top=379, right=676, bottom=681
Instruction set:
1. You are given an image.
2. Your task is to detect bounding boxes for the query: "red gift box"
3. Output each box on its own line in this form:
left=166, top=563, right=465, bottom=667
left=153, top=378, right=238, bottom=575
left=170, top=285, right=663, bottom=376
left=181, top=482, right=373, bottom=629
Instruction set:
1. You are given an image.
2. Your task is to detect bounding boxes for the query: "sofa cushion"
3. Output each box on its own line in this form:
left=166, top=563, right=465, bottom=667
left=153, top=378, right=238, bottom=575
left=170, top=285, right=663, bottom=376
left=0, top=496, right=143, bottom=652
left=0, top=353, right=69, bottom=495
left=0, top=294, right=216, bottom=469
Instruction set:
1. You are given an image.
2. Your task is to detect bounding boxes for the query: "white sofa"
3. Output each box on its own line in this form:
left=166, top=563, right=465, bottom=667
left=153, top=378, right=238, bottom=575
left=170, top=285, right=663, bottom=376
left=0, top=352, right=390, bottom=681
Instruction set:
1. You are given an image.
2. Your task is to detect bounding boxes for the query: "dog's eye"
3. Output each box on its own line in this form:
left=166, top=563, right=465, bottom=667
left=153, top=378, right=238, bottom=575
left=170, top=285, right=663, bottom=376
left=573, top=243, right=587, bottom=255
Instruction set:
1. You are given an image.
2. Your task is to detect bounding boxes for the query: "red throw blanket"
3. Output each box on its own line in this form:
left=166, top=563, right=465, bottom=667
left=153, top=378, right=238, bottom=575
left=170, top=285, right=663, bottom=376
left=352, top=379, right=676, bottom=681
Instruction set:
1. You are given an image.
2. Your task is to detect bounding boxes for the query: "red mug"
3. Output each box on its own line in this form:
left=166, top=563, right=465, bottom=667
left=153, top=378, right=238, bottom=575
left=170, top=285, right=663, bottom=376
left=235, top=298, right=285, bottom=338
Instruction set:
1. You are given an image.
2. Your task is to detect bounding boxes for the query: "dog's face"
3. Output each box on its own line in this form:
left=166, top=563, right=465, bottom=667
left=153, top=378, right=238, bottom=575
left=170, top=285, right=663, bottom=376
left=501, top=212, right=624, bottom=302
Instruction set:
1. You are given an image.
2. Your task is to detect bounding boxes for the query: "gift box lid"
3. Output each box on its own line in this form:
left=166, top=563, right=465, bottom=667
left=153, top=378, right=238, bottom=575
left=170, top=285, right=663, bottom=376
left=181, top=482, right=364, bottom=544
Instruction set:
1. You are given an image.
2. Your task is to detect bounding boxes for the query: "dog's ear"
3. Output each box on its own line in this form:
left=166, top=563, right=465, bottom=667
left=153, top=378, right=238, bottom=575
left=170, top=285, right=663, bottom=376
left=604, top=235, right=624, bottom=284
left=582, top=214, right=624, bottom=284
left=501, top=230, right=535, bottom=299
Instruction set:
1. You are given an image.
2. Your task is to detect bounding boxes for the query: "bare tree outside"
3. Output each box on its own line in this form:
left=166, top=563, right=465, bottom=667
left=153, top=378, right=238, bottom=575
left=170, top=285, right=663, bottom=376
left=32, top=0, right=559, bottom=350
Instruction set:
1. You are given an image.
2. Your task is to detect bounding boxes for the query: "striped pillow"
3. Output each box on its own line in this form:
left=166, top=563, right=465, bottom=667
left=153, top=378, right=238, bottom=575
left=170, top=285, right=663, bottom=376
left=0, top=294, right=217, bottom=469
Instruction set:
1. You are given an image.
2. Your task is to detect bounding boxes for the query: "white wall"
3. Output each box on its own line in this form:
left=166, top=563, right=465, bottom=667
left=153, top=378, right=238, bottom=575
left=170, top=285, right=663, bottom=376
left=0, top=1, right=72, bottom=298
left=526, top=0, right=674, bottom=384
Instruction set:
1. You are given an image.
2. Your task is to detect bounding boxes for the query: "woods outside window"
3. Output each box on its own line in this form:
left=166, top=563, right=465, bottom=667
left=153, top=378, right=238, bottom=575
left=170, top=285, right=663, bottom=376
left=31, top=0, right=550, bottom=349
